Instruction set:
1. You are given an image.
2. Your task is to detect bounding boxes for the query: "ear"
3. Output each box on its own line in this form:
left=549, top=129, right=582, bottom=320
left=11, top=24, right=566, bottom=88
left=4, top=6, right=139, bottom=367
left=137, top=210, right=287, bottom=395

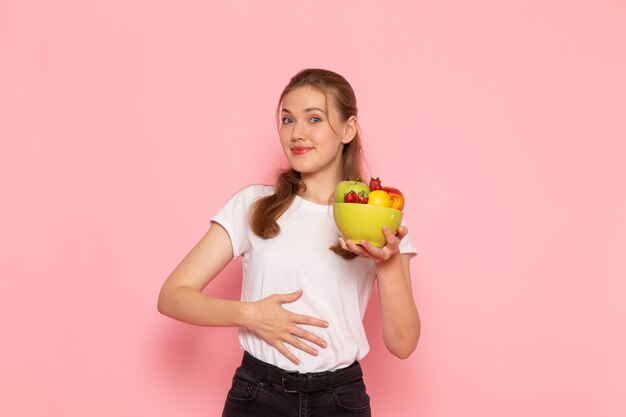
left=341, top=116, right=358, bottom=144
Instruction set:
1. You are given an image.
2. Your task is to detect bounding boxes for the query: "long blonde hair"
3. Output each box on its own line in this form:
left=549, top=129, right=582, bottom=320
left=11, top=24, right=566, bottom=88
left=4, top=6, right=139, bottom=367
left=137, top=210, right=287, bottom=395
left=250, top=69, right=365, bottom=259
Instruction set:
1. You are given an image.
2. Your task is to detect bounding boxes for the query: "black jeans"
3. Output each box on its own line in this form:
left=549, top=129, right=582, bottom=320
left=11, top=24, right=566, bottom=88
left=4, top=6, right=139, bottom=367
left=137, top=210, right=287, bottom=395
left=222, top=353, right=372, bottom=417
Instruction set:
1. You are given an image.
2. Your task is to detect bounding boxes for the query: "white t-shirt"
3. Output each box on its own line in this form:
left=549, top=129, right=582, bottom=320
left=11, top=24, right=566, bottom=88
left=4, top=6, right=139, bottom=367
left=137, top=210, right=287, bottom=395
left=211, top=184, right=417, bottom=372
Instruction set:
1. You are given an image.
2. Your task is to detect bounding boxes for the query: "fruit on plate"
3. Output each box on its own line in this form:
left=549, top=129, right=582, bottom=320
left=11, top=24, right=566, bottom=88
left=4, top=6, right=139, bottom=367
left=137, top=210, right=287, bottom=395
left=367, top=190, right=392, bottom=208
left=335, top=180, right=370, bottom=203
left=344, top=190, right=369, bottom=204
left=369, top=177, right=382, bottom=191
left=382, top=186, right=405, bottom=211
left=333, top=176, right=406, bottom=247
left=334, top=177, right=405, bottom=211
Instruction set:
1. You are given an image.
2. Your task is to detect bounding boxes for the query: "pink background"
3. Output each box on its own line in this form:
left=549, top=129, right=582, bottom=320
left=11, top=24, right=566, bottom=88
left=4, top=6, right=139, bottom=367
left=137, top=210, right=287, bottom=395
left=1, top=1, right=625, bottom=416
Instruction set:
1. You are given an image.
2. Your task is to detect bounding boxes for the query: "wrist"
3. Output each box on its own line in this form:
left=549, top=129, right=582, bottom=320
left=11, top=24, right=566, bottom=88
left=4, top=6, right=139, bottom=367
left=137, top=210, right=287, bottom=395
left=376, top=251, right=402, bottom=271
left=236, top=301, right=255, bottom=329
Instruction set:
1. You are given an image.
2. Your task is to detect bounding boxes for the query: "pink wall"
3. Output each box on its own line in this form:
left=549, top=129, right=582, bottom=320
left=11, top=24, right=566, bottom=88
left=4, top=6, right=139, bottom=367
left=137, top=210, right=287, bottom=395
left=1, top=1, right=625, bottom=416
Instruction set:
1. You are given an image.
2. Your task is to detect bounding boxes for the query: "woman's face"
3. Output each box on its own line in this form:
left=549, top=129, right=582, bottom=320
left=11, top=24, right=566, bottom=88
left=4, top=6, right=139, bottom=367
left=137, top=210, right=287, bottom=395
left=279, top=86, right=355, bottom=177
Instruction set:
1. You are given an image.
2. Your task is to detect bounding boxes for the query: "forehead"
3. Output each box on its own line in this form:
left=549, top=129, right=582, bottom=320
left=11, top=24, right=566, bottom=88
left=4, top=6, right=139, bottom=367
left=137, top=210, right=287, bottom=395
left=281, top=86, right=333, bottom=113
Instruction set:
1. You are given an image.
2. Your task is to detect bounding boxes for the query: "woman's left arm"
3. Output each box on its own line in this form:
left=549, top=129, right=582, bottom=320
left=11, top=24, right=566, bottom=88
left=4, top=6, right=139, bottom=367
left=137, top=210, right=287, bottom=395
left=339, top=226, right=420, bottom=359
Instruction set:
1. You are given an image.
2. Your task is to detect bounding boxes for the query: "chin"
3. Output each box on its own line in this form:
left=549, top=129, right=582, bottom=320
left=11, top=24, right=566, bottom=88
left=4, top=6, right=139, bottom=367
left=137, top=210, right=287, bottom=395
left=290, top=165, right=314, bottom=174
left=286, top=153, right=339, bottom=175
left=287, top=159, right=316, bottom=174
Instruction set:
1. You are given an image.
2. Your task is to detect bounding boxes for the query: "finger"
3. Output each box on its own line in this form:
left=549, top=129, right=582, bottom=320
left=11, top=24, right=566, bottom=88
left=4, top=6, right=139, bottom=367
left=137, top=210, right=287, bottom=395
left=345, top=238, right=362, bottom=252
left=382, top=227, right=400, bottom=246
left=273, top=341, right=301, bottom=365
left=359, top=239, right=387, bottom=259
left=293, top=313, right=329, bottom=329
left=291, top=326, right=327, bottom=349
left=339, top=237, right=348, bottom=250
left=285, top=334, right=320, bottom=356
left=348, top=240, right=373, bottom=258
left=396, top=226, right=408, bottom=239
left=344, top=238, right=360, bottom=251
left=347, top=239, right=370, bottom=257
left=274, top=289, right=303, bottom=304
left=346, top=239, right=375, bottom=260
left=359, top=240, right=393, bottom=262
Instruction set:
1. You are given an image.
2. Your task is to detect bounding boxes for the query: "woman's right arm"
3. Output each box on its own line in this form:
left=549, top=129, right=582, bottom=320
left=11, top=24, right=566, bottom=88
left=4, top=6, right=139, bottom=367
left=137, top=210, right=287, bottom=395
left=157, top=222, right=244, bottom=326
left=157, top=222, right=328, bottom=364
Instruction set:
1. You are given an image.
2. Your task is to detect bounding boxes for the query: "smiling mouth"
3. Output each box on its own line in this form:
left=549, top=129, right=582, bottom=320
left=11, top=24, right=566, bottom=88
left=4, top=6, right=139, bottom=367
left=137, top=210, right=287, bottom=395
left=291, top=146, right=313, bottom=155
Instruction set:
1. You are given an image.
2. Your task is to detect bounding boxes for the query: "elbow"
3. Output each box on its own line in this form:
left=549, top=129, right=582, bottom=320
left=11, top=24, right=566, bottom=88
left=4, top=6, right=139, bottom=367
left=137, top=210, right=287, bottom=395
left=156, top=294, right=168, bottom=316
left=156, top=296, right=168, bottom=316
left=385, top=323, right=421, bottom=359
left=387, top=338, right=419, bottom=359
left=156, top=285, right=175, bottom=317
left=392, top=350, right=413, bottom=360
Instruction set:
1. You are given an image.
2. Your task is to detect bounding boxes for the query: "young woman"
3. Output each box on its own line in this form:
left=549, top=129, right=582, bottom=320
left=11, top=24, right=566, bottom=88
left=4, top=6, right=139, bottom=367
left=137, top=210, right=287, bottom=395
left=157, top=68, right=420, bottom=416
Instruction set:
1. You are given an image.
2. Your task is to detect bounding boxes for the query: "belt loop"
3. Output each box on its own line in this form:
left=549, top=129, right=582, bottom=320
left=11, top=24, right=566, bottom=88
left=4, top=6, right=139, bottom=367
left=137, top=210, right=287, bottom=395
left=266, top=365, right=273, bottom=384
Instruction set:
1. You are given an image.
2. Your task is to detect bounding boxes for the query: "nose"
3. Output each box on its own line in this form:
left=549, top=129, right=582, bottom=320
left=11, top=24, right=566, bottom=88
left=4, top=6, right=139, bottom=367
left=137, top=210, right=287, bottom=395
left=290, top=121, right=305, bottom=141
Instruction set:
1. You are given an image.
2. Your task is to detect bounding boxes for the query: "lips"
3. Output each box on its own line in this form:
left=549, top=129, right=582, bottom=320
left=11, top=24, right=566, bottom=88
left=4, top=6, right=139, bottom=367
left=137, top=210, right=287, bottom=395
left=290, top=146, right=313, bottom=155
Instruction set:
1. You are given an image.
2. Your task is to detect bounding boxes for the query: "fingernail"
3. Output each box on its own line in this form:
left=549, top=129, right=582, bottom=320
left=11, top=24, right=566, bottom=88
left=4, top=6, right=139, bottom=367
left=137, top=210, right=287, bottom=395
left=312, top=349, right=318, bottom=355
left=321, top=341, right=327, bottom=348
left=323, top=321, right=329, bottom=327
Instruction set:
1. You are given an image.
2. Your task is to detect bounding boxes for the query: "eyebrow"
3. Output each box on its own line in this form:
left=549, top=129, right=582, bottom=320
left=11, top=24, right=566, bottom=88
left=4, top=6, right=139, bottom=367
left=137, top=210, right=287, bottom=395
left=281, top=107, right=325, bottom=114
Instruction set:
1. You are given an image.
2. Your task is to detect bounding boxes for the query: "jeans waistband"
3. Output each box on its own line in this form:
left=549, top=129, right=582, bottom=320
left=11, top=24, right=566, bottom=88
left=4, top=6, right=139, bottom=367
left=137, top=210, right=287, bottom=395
left=240, top=351, right=363, bottom=394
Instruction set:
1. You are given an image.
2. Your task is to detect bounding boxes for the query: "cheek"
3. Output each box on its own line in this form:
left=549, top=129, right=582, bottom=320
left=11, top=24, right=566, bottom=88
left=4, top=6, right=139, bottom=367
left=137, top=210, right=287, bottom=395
left=321, top=131, right=344, bottom=150
left=278, top=129, right=290, bottom=145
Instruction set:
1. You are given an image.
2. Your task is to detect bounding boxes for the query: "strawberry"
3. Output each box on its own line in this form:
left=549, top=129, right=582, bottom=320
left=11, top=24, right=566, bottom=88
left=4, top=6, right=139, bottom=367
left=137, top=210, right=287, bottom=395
left=344, top=190, right=369, bottom=204
left=355, top=190, right=369, bottom=204
left=369, top=177, right=382, bottom=191
left=344, top=190, right=358, bottom=203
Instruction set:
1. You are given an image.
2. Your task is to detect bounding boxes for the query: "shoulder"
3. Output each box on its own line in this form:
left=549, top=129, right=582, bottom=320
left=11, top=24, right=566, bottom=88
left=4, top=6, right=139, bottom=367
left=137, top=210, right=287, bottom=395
left=212, top=183, right=275, bottom=228
left=242, top=183, right=275, bottom=196
left=235, top=183, right=275, bottom=201
left=222, top=183, right=275, bottom=208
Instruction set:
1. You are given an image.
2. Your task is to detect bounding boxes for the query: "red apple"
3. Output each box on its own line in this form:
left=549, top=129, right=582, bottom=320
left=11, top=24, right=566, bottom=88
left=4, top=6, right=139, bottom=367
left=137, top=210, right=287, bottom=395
left=382, top=186, right=404, bottom=211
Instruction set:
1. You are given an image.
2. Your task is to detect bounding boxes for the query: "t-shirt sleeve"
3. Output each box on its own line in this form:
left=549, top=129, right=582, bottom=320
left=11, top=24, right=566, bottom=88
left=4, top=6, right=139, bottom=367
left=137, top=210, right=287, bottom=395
left=210, top=185, right=269, bottom=259
left=398, top=221, right=418, bottom=257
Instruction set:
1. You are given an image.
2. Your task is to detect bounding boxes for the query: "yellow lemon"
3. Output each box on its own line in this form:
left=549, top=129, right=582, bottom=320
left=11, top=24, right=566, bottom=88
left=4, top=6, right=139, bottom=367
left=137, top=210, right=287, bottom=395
left=367, top=190, right=392, bottom=207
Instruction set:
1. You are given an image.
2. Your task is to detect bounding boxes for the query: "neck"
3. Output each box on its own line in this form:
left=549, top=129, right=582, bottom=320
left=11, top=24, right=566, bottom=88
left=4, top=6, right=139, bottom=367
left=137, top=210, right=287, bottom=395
left=299, top=166, right=342, bottom=206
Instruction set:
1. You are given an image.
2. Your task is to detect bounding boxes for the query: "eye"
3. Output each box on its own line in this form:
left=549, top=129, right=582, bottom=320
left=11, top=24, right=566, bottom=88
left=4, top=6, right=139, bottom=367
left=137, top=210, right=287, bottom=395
left=281, top=117, right=293, bottom=125
left=309, top=116, right=322, bottom=123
